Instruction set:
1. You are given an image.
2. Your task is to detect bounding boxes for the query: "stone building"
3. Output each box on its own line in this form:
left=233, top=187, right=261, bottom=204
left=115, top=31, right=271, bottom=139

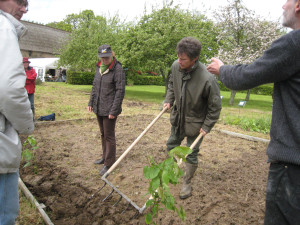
left=20, top=21, right=70, bottom=58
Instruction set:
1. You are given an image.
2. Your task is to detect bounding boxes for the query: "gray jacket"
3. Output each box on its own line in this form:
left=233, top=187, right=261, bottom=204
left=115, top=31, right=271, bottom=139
left=220, top=29, right=300, bottom=165
left=0, top=10, right=34, bottom=173
left=165, top=60, right=222, bottom=136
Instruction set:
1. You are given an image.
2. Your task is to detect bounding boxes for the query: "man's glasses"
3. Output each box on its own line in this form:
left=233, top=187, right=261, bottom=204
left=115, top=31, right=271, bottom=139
left=14, top=0, right=29, bottom=12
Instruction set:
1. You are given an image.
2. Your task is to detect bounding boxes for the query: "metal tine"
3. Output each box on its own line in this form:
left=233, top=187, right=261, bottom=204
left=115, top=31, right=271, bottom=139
left=130, top=211, right=139, bottom=220
left=121, top=203, right=131, bottom=214
left=88, top=182, right=106, bottom=200
left=102, top=189, right=114, bottom=202
left=113, top=195, right=123, bottom=207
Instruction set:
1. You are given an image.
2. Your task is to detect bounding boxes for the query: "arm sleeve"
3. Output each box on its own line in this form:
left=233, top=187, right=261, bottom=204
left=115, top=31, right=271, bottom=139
left=202, top=76, right=222, bottom=133
left=110, top=66, right=126, bottom=116
left=0, top=18, right=34, bottom=134
left=220, top=32, right=300, bottom=90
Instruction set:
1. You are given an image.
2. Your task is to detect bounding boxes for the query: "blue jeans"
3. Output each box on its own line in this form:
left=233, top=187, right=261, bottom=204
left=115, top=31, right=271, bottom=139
left=0, top=172, right=19, bottom=225
left=264, top=162, right=300, bottom=225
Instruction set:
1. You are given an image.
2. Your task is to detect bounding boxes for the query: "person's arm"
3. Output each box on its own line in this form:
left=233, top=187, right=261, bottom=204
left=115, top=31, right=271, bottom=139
left=201, top=76, right=222, bottom=134
left=109, top=65, right=126, bottom=116
left=164, top=65, right=175, bottom=109
left=0, top=17, right=34, bottom=134
left=208, top=32, right=300, bottom=90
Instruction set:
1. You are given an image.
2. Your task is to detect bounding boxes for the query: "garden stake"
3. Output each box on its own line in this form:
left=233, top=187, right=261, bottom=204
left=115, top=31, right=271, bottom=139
left=99, top=107, right=168, bottom=214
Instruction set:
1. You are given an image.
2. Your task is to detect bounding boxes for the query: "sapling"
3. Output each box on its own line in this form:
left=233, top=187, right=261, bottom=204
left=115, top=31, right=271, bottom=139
left=22, top=136, right=38, bottom=169
left=143, top=146, right=192, bottom=224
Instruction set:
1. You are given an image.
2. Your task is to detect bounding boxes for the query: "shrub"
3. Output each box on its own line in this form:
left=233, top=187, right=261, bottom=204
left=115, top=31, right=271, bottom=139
left=66, top=71, right=94, bottom=85
left=126, top=71, right=164, bottom=86
left=218, top=81, right=273, bottom=96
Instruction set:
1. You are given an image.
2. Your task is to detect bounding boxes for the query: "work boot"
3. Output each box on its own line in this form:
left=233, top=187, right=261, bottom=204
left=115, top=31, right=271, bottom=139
left=94, top=158, right=104, bottom=164
left=180, top=163, right=198, bottom=199
left=99, top=165, right=110, bottom=176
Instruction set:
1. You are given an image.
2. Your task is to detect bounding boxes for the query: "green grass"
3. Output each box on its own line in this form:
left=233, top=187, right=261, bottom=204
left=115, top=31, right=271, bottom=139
left=34, top=83, right=273, bottom=134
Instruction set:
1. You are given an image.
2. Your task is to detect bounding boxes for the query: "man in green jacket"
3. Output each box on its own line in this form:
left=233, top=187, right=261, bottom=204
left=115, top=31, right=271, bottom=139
left=164, top=37, right=222, bottom=199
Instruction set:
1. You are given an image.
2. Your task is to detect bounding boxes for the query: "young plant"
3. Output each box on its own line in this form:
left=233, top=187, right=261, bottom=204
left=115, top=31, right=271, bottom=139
left=143, top=146, right=193, bottom=224
left=22, top=136, right=38, bottom=168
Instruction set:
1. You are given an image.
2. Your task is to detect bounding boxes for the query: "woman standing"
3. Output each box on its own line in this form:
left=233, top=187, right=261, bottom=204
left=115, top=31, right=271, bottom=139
left=88, top=45, right=126, bottom=176
left=23, top=57, right=37, bottom=120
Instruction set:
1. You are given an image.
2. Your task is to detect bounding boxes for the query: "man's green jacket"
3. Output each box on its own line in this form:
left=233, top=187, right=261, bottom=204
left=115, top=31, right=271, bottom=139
left=165, top=60, right=222, bottom=136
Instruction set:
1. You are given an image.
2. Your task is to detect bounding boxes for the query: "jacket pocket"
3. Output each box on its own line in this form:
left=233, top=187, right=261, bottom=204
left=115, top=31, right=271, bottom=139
left=0, top=113, right=5, bottom=133
left=184, top=116, right=203, bottom=137
left=170, top=106, right=179, bottom=127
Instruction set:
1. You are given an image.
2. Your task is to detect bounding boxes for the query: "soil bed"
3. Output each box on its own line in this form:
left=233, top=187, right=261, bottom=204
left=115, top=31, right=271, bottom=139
left=20, top=111, right=269, bottom=225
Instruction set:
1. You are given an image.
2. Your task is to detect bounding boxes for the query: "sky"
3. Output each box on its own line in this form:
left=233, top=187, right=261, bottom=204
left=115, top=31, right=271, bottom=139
left=22, top=0, right=285, bottom=25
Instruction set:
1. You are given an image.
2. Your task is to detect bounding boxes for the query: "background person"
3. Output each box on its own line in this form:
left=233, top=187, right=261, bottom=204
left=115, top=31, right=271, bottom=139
left=164, top=37, right=222, bottom=199
left=23, top=57, right=37, bottom=120
left=206, top=0, right=300, bottom=224
left=88, top=44, right=126, bottom=176
left=0, top=0, right=34, bottom=224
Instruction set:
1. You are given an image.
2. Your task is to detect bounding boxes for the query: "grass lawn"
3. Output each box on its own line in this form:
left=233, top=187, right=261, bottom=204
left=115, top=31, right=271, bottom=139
left=35, top=83, right=272, bottom=133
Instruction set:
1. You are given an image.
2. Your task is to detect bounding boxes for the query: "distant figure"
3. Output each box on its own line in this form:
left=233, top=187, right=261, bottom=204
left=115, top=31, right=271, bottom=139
left=23, top=57, right=37, bottom=120
left=88, top=44, right=126, bottom=176
left=0, top=0, right=34, bottom=224
left=164, top=37, right=222, bottom=199
left=207, top=0, right=300, bottom=224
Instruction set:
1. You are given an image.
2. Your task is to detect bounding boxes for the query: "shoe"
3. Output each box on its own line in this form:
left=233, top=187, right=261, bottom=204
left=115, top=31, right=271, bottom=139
left=99, top=166, right=110, bottom=176
left=94, top=158, right=104, bottom=164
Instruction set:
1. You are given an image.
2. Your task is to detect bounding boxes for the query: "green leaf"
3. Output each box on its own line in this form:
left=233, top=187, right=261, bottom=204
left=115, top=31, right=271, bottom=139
left=143, top=166, right=160, bottom=179
left=161, top=170, right=169, bottom=185
left=145, top=213, right=152, bottom=224
left=151, top=176, right=160, bottom=190
left=169, top=146, right=193, bottom=159
left=146, top=199, right=154, bottom=207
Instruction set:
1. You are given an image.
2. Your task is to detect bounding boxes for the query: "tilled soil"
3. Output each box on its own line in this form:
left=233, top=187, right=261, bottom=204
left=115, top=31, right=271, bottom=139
left=20, top=112, right=269, bottom=225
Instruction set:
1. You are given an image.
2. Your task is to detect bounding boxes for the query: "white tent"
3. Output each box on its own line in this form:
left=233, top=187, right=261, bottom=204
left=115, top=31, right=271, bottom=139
left=29, top=58, right=59, bottom=82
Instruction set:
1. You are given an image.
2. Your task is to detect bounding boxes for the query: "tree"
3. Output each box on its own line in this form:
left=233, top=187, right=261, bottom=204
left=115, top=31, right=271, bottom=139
left=114, top=1, right=219, bottom=92
left=57, top=10, right=127, bottom=71
left=214, top=0, right=283, bottom=105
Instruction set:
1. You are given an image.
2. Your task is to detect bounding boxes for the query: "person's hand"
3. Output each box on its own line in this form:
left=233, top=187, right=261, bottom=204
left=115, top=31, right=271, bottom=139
left=164, top=103, right=171, bottom=110
left=87, top=106, right=93, bottom=112
left=109, top=115, right=116, bottom=119
left=206, top=58, right=224, bottom=76
left=200, top=128, right=207, bottom=137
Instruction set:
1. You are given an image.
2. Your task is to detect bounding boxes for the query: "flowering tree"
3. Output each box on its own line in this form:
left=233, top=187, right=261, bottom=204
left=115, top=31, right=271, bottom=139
left=214, top=0, right=283, bottom=104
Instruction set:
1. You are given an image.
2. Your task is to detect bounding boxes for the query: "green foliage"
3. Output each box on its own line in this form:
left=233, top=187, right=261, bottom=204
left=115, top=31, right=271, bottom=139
left=66, top=71, right=94, bottom=85
left=218, top=81, right=273, bottom=96
left=46, top=21, right=72, bottom=32
left=143, top=147, right=192, bottom=224
left=22, top=136, right=38, bottom=168
left=58, top=10, right=126, bottom=71
left=223, top=115, right=271, bottom=134
left=116, top=2, right=219, bottom=86
left=126, top=70, right=164, bottom=86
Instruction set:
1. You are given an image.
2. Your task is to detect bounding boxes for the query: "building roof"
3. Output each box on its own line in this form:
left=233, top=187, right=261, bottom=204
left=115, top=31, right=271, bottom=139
left=20, top=21, right=70, bottom=55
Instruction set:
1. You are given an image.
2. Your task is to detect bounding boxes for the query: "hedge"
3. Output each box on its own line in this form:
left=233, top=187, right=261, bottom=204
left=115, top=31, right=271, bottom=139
left=218, top=81, right=273, bottom=96
left=66, top=70, right=273, bottom=96
left=66, top=71, right=94, bottom=85
left=126, top=73, right=164, bottom=86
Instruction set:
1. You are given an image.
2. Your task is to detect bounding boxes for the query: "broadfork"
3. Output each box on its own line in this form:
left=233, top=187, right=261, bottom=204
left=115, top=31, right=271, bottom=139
left=89, top=107, right=204, bottom=217
left=89, top=107, right=168, bottom=216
